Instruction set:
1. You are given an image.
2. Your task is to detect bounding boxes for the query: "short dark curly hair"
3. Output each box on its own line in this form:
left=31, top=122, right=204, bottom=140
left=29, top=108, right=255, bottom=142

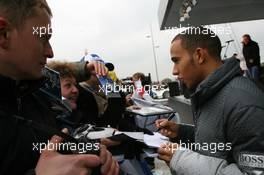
left=172, top=26, right=222, bottom=60
left=47, top=61, right=76, bottom=79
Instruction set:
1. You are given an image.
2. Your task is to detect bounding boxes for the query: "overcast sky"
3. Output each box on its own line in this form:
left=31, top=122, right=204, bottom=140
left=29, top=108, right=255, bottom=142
left=46, top=0, right=264, bottom=81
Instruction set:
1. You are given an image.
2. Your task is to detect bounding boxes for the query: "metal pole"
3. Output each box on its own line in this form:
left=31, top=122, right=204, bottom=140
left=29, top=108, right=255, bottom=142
left=224, top=41, right=231, bottom=59
left=149, top=24, right=159, bottom=83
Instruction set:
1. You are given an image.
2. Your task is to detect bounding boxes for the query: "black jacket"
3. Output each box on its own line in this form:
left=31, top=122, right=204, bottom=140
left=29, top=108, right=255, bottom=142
left=0, top=76, right=58, bottom=175
left=242, top=40, right=261, bottom=68
left=0, top=62, right=90, bottom=175
left=170, top=59, right=264, bottom=174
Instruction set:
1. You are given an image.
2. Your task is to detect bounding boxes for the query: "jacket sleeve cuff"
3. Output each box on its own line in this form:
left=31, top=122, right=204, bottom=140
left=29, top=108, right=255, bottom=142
left=169, top=148, right=243, bottom=175
left=74, top=61, right=91, bottom=82
left=170, top=124, right=195, bottom=143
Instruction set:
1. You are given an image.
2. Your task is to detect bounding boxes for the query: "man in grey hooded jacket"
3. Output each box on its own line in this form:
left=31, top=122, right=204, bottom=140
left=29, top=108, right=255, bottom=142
left=156, top=27, right=264, bottom=175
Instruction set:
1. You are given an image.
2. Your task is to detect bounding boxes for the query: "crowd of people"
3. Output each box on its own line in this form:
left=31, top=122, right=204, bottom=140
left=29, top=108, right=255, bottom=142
left=0, top=0, right=264, bottom=175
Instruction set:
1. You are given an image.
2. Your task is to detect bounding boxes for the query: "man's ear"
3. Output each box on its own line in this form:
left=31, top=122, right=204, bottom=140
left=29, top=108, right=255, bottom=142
left=0, top=18, right=10, bottom=50
left=193, top=47, right=206, bottom=64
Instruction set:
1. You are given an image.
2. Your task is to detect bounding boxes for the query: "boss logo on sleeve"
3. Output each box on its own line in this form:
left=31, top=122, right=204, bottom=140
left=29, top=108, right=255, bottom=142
left=239, top=153, right=264, bottom=169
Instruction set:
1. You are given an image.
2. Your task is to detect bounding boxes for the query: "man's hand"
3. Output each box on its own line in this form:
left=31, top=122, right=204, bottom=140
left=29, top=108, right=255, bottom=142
left=125, top=94, right=133, bottom=106
left=158, top=142, right=179, bottom=165
left=155, top=119, right=180, bottom=139
left=35, top=129, right=119, bottom=175
left=35, top=129, right=101, bottom=175
left=86, top=60, right=108, bottom=76
left=99, top=145, right=119, bottom=175
left=101, top=138, right=121, bottom=147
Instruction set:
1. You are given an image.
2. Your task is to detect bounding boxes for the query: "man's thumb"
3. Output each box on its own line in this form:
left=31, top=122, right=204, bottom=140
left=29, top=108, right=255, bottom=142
left=46, top=128, right=68, bottom=152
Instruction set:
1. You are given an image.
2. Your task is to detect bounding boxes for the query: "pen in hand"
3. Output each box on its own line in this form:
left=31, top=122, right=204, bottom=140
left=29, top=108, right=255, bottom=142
left=112, top=130, right=116, bottom=136
left=156, top=113, right=175, bottom=132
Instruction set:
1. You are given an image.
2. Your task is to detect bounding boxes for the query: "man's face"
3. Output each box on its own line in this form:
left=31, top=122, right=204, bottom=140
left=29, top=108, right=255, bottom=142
left=242, top=36, right=249, bottom=45
left=2, top=8, right=53, bottom=80
left=61, top=76, right=79, bottom=110
left=170, top=39, right=203, bottom=89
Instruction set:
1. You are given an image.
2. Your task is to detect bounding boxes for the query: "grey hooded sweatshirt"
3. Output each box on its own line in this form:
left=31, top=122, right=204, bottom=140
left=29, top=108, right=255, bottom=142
left=170, top=58, right=264, bottom=175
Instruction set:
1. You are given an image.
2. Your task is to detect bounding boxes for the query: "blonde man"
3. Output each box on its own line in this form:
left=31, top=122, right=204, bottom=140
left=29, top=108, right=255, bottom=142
left=0, top=1, right=118, bottom=175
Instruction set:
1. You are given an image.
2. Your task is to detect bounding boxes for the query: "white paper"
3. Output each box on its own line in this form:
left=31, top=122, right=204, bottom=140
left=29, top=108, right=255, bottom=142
left=127, top=97, right=174, bottom=116
left=143, top=132, right=169, bottom=148
left=142, top=148, right=158, bottom=157
left=114, top=131, right=144, bottom=141
left=86, top=127, right=115, bottom=139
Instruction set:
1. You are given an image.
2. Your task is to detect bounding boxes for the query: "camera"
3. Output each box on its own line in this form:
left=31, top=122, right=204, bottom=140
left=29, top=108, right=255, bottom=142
left=56, top=125, right=102, bottom=175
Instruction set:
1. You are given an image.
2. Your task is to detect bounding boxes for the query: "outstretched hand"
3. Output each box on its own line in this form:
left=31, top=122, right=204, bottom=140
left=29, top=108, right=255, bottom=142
left=35, top=128, right=119, bottom=175
left=86, top=60, right=108, bottom=76
left=158, top=142, right=179, bottom=165
left=35, top=128, right=100, bottom=175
